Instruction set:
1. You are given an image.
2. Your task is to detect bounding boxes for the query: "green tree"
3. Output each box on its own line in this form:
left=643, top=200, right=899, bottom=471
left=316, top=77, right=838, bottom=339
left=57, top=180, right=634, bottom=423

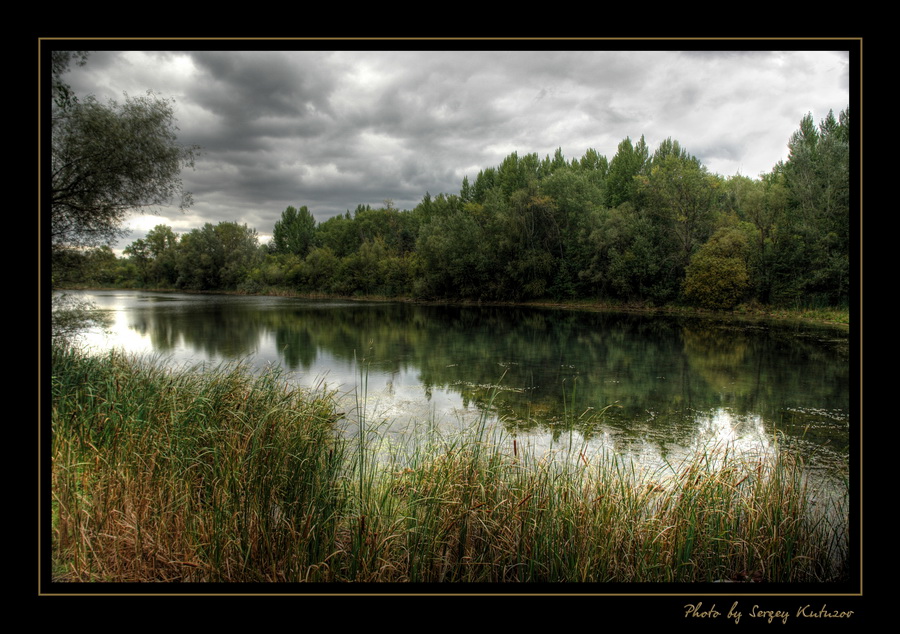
left=84, top=246, right=123, bottom=286
left=471, top=167, right=497, bottom=204
left=606, top=136, right=648, bottom=208
left=351, top=206, right=418, bottom=255
left=316, top=213, right=358, bottom=258
left=175, top=222, right=260, bottom=290
left=651, top=137, right=695, bottom=165
left=301, top=246, right=340, bottom=293
left=577, top=147, right=609, bottom=187
left=123, top=238, right=152, bottom=285
left=725, top=173, right=787, bottom=303
left=592, top=203, right=675, bottom=303
left=144, top=224, right=180, bottom=286
left=49, top=51, right=196, bottom=337
left=50, top=50, right=89, bottom=110
left=414, top=192, right=462, bottom=226
left=540, top=147, right=568, bottom=176
left=124, top=224, right=180, bottom=286
left=683, top=226, right=751, bottom=310
left=777, top=108, right=851, bottom=306
left=271, top=205, right=316, bottom=257
left=496, top=151, right=541, bottom=198
left=541, top=166, right=605, bottom=297
left=415, top=210, right=492, bottom=299
left=50, top=52, right=198, bottom=251
left=638, top=147, right=720, bottom=276
left=459, top=177, right=473, bottom=204
left=494, top=186, right=562, bottom=299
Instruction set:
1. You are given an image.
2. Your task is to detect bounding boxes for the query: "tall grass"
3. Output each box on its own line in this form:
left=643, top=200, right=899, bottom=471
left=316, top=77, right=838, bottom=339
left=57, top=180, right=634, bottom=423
left=51, top=345, right=348, bottom=582
left=50, top=343, right=849, bottom=584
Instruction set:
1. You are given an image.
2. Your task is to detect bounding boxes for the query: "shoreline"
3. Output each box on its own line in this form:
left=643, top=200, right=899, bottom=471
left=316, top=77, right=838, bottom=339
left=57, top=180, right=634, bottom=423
left=53, top=284, right=851, bottom=329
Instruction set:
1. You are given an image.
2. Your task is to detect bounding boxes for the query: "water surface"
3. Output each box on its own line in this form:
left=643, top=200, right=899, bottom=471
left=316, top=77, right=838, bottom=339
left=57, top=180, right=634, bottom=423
left=58, top=290, right=852, bottom=486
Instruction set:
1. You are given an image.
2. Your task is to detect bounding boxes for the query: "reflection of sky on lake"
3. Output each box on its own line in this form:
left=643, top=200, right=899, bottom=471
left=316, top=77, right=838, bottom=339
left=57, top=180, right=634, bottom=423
left=60, top=290, right=846, bottom=489
left=74, top=306, right=772, bottom=474
left=495, top=407, right=774, bottom=479
left=68, top=291, right=485, bottom=431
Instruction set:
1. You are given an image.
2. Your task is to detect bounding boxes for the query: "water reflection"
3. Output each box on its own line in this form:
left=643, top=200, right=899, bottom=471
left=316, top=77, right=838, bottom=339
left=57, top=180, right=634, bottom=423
left=61, top=290, right=850, bottom=483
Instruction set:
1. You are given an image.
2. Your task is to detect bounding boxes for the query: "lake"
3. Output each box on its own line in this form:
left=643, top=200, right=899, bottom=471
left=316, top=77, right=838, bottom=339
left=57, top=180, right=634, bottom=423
left=57, top=290, right=851, bottom=491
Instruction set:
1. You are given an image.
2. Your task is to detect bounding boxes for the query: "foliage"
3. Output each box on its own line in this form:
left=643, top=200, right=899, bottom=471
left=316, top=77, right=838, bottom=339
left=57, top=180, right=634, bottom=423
left=123, top=224, right=180, bottom=287
left=606, top=135, right=648, bottom=208
left=683, top=226, right=752, bottom=310
left=51, top=86, right=198, bottom=249
left=174, top=222, right=261, bottom=290
left=271, top=205, right=316, bottom=257
left=52, top=344, right=346, bottom=582
left=57, top=107, right=851, bottom=312
left=52, top=344, right=849, bottom=583
left=301, top=246, right=341, bottom=292
left=52, top=245, right=125, bottom=287
left=638, top=150, right=721, bottom=275
left=415, top=209, right=492, bottom=299
left=50, top=50, right=89, bottom=110
left=49, top=47, right=199, bottom=355
left=604, top=205, right=674, bottom=303
left=315, top=213, right=358, bottom=258
left=775, top=108, right=851, bottom=306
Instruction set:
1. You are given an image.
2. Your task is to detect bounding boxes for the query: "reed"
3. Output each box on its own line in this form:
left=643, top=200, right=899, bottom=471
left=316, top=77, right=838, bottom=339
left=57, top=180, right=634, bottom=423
left=50, top=343, right=849, bottom=584
left=51, top=344, right=348, bottom=582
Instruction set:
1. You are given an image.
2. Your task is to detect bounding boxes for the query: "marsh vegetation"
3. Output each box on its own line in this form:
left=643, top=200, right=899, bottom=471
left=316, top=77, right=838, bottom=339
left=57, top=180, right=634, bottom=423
left=51, top=341, right=848, bottom=584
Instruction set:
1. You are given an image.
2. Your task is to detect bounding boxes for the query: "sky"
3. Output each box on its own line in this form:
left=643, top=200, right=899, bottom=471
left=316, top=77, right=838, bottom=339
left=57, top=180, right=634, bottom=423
left=56, top=44, right=853, bottom=253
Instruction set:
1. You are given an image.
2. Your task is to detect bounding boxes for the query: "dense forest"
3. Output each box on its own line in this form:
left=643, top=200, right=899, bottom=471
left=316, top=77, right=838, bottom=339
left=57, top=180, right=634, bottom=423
left=53, top=107, right=851, bottom=311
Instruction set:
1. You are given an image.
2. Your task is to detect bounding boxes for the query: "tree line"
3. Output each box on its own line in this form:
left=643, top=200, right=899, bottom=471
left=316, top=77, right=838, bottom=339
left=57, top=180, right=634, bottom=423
left=56, top=108, right=850, bottom=310
left=49, top=51, right=849, bottom=310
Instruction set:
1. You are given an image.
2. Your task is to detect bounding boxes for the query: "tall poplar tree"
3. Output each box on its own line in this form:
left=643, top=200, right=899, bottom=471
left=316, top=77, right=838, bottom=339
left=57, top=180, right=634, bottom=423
left=777, top=108, right=851, bottom=305
left=606, top=136, right=648, bottom=208
left=271, top=205, right=317, bottom=257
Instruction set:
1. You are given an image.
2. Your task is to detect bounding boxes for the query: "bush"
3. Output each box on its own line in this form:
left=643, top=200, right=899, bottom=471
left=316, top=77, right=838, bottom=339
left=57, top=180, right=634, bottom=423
left=683, top=227, right=751, bottom=310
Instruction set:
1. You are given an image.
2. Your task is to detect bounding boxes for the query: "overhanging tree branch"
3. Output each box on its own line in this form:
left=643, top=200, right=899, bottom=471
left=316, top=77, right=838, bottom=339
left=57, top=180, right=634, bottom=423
left=50, top=52, right=199, bottom=250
